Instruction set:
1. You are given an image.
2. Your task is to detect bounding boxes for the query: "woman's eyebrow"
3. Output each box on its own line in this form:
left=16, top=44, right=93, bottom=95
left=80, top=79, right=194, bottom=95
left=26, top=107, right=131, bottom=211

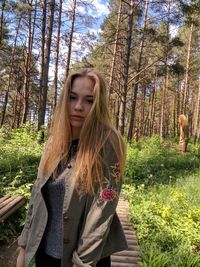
left=70, top=91, right=77, bottom=95
left=70, top=91, right=93, bottom=98
left=85, top=95, right=93, bottom=98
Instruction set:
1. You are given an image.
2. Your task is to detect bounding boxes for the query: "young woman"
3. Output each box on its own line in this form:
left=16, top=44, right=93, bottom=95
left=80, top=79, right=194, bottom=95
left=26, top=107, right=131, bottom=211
left=16, top=68, right=128, bottom=267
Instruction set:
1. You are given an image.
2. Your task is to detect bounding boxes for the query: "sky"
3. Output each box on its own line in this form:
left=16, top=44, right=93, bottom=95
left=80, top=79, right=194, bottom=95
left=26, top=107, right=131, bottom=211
left=48, top=0, right=110, bottom=81
left=76, top=0, right=109, bottom=31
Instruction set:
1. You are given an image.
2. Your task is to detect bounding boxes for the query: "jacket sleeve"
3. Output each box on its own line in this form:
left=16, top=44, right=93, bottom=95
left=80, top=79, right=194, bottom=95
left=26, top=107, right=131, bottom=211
left=17, top=183, right=37, bottom=248
left=17, top=137, right=52, bottom=248
left=72, top=142, right=123, bottom=267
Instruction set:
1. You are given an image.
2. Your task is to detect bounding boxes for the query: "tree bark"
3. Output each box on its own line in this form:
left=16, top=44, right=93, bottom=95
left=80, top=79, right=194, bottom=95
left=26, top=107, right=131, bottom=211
left=0, top=0, right=6, bottom=46
left=65, top=0, right=77, bottom=78
left=160, top=69, right=169, bottom=141
left=182, top=22, right=193, bottom=115
left=159, top=0, right=171, bottom=142
left=108, top=0, right=122, bottom=101
left=119, top=0, right=134, bottom=136
left=1, top=15, right=21, bottom=127
left=38, top=0, right=55, bottom=130
left=149, top=70, right=157, bottom=136
left=54, top=0, right=63, bottom=108
left=21, top=0, right=33, bottom=124
left=127, top=0, right=149, bottom=140
left=193, top=79, right=200, bottom=143
left=139, top=85, right=146, bottom=136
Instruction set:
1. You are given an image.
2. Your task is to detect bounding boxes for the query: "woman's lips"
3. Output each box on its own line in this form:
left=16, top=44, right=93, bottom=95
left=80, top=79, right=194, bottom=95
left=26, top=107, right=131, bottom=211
left=71, top=115, right=84, bottom=121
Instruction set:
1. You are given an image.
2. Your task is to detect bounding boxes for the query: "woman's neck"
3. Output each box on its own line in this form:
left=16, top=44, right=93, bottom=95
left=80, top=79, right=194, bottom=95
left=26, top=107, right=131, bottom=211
left=72, top=127, right=81, bottom=140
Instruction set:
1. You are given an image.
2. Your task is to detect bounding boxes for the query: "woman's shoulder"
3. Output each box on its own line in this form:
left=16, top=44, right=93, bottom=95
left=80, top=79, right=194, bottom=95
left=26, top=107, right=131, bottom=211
left=102, top=130, right=125, bottom=160
left=104, top=129, right=125, bottom=152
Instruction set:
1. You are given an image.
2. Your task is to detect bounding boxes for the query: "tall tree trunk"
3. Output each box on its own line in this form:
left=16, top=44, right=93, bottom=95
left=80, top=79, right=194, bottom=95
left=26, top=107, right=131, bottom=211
left=182, top=22, right=193, bottom=115
left=65, top=0, right=77, bottom=78
left=17, top=92, right=23, bottom=128
left=12, top=84, right=22, bottom=128
left=139, top=85, right=146, bottom=136
left=38, top=0, right=46, bottom=129
left=176, top=76, right=181, bottom=136
left=193, top=78, right=200, bottom=143
left=119, top=0, right=134, bottom=136
left=108, top=0, right=122, bottom=101
left=127, top=0, right=149, bottom=140
left=1, top=15, right=21, bottom=127
left=173, top=88, right=177, bottom=137
left=159, top=0, right=171, bottom=142
left=38, top=0, right=55, bottom=130
left=160, top=69, right=169, bottom=141
left=0, top=0, right=6, bottom=46
left=115, top=96, right=120, bottom=130
left=149, top=70, right=157, bottom=136
left=54, top=0, right=63, bottom=108
left=0, top=89, right=9, bottom=126
left=21, top=0, right=33, bottom=124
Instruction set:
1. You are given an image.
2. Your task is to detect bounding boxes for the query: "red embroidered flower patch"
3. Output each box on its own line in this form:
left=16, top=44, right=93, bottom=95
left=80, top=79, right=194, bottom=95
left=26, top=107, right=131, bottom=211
left=111, top=162, right=121, bottom=180
left=99, top=187, right=116, bottom=201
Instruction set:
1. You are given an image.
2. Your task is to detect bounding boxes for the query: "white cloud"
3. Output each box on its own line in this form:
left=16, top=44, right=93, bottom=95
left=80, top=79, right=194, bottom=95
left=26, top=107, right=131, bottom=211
left=91, top=0, right=109, bottom=17
left=63, top=0, right=109, bottom=18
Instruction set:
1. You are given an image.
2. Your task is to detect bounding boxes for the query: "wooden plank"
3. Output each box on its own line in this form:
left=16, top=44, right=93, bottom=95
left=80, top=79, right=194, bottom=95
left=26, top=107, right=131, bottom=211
left=0, top=196, right=25, bottom=222
left=0, top=195, right=10, bottom=205
left=0, top=196, right=24, bottom=216
left=111, top=263, right=140, bottom=267
left=124, top=233, right=138, bottom=240
left=0, top=195, right=16, bottom=209
left=112, top=196, right=141, bottom=266
left=123, top=229, right=136, bottom=235
left=112, top=250, right=140, bottom=257
left=112, top=255, right=140, bottom=263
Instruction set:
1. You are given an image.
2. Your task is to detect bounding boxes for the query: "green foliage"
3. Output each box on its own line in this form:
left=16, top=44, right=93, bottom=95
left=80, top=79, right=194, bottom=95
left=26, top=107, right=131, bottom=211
left=0, top=124, right=45, bottom=241
left=124, top=136, right=200, bottom=266
left=0, top=123, right=44, bottom=195
left=125, top=135, right=200, bottom=186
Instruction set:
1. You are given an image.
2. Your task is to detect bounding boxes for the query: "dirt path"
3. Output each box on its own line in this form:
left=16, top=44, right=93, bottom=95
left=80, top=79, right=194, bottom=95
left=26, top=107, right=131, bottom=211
left=0, top=237, right=18, bottom=267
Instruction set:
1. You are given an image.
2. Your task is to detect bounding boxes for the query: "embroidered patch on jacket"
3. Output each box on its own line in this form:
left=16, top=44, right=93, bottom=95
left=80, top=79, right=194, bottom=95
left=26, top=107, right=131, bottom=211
left=99, top=186, right=116, bottom=201
left=99, top=161, right=121, bottom=202
left=111, top=162, right=121, bottom=180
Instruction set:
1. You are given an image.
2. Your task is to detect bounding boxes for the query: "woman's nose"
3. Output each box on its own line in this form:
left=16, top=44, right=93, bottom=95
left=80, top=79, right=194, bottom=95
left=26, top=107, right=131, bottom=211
left=74, top=100, right=83, bottom=111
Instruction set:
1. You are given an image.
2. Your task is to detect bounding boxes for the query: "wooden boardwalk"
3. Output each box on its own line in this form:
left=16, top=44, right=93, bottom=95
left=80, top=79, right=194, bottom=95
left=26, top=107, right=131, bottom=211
left=111, top=196, right=141, bottom=267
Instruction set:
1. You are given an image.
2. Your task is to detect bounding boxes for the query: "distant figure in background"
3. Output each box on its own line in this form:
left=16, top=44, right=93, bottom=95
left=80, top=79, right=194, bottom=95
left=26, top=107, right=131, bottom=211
left=133, top=128, right=139, bottom=142
left=178, top=114, right=189, bottom=153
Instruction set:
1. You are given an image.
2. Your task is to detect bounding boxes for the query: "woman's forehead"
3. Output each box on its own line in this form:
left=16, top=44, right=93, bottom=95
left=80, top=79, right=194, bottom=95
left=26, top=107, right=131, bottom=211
left=71, top=76, right=95, bottom=95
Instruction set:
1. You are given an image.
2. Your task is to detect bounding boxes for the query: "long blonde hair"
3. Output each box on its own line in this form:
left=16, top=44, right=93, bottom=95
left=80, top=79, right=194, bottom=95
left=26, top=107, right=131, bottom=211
left=40, top=68, right=126, bottom=193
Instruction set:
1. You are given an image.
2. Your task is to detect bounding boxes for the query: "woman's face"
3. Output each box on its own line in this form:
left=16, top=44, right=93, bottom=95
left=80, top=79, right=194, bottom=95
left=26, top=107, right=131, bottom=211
left=69, top=76, right=94, bottom=133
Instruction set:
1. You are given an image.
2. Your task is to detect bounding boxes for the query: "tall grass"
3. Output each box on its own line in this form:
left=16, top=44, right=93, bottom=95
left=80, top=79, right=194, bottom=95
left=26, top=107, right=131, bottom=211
left=124, top=136, right=200, bottom=266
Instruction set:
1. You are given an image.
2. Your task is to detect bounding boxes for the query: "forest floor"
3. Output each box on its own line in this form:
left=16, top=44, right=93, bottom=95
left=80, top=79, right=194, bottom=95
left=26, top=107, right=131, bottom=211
left=0, top=237, right=18, bottom=267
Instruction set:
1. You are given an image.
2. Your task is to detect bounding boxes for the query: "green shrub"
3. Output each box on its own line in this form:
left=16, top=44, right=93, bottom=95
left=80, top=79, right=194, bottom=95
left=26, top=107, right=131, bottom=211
left=125, top=135, right=200, bottom=186
left=0, top=123, right=45, bottom=241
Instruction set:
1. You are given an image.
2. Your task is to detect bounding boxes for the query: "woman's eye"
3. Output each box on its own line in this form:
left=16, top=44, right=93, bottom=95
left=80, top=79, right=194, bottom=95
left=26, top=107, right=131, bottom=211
left=69, top=95, right=76, bottom=101
left=86, top=99, right=93, bottom=104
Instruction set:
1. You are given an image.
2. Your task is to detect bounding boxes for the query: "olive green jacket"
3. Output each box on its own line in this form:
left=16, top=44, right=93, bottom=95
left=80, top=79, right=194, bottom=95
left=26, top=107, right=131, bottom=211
left=18, top=139, right=128, bottom=267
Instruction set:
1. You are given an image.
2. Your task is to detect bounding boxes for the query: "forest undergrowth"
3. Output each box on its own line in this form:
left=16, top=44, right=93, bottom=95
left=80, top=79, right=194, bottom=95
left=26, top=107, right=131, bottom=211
left=124, top=136, right=200, bottom=266
left=0, top=126, right=200, bottom=266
